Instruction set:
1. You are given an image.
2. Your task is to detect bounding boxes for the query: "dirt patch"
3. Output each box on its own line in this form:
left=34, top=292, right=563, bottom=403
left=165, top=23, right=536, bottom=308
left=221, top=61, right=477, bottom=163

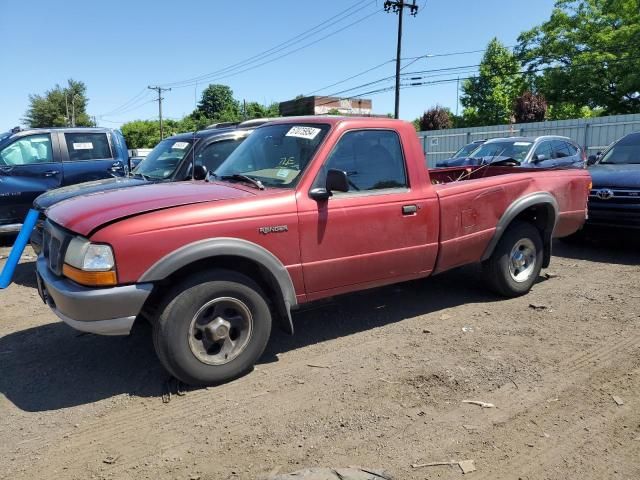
left=0, top=231, right=639, bottom=479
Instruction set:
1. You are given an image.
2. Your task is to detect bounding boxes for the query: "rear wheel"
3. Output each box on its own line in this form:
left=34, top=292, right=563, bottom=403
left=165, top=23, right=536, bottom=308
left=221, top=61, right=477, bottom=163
left=482, top=221, right=543, bottom=297
left=153, top=270, right=272, bottom=385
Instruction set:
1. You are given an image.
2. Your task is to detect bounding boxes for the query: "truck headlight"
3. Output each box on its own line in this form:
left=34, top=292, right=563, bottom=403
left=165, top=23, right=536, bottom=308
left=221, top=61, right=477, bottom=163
left=63, top=237, right=117, bottom=286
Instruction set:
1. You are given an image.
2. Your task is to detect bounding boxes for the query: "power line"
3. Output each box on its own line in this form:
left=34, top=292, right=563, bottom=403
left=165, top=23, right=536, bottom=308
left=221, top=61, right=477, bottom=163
left=305, top=59, right=395, bottom=96
left=97, top=88, right=150, bottom=118
left=312, top=54, right=640, bottom=112
left=160, top=0, right=376, bottom=89
left=169, top=9, right=382, bottom=89
left=99, top=97, right=157, bottom=119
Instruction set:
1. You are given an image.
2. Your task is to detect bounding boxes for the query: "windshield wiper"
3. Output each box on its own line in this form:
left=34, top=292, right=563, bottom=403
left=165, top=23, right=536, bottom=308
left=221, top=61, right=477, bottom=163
left=218, top=173, right=265, bottom=190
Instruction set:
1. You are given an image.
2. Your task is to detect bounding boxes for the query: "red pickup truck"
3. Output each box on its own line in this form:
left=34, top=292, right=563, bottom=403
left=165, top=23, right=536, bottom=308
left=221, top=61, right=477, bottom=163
left=35, top=117, right=591, bottom=385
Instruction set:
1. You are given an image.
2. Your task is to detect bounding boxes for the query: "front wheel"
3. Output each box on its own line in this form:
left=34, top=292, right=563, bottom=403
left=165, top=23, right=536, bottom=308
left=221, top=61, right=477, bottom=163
left=153, top=270, right=272, bottom=385
left=482, top=221, right=543, bottom=297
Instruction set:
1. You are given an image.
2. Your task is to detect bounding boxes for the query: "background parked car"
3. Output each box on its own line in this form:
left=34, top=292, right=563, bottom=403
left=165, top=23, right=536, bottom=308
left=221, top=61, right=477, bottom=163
left=128, top=148, right=152, bottom=169
left=585, top=131, right=640, bottom=229
left=435, top=139, right=485, bottom=167
left=436, top=135, right=585, bottom=169
left=30, top=119, right=271, bottom=252
left=0, top=127, right=128, bottom=234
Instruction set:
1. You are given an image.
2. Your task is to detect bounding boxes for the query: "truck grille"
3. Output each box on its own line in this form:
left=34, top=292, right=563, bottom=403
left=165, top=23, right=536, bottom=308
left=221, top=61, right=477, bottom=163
left=42, top=220, right=72, bottom=276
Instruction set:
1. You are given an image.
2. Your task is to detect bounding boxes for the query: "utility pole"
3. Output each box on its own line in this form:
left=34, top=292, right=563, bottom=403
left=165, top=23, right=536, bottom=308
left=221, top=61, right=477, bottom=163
left=71, top=94, right=77, bottom=127
left=385, top=0, right=418, bottom=119
left=148, top=85, right=171, bottom=139
left=456, top=76, right=460, bottom=116
left=65, top=95, right=70, bottom=127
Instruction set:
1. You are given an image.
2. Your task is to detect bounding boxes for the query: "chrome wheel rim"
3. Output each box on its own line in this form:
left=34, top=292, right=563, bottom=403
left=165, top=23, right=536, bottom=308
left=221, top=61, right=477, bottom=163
left=188, top=297, right=253, bottom=365
left=508, top=238, right=537, bottom=283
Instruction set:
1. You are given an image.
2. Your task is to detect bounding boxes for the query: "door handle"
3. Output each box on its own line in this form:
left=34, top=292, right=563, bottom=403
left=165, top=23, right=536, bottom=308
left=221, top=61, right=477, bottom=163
left=402, top=204, right=418, bottom=215
left=43, top=170, right=60, bottom=177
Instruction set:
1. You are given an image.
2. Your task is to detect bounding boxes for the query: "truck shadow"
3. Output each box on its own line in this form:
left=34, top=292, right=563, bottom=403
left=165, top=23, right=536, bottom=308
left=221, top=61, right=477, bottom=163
left=552, top=229, right=640, bottom=266
left=0, top=266, right=504, bottom=412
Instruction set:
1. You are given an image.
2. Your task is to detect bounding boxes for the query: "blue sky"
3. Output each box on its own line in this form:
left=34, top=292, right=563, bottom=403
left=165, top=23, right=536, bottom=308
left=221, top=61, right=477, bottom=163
left=0, top=0, right=557, bottom=129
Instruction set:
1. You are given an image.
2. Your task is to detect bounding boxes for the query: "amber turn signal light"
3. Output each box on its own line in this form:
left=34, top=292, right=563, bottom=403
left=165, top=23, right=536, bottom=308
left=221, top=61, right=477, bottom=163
left=62, top=264, right=117, bottom=287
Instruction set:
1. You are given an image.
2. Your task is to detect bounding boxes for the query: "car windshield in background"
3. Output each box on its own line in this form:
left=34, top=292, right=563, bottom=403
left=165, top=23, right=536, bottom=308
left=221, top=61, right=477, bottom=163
left=133, top=138, right=193, bottom=179
left=599, top=134, right=640, bottom=164
left=453, top=143, right=481, bottom=158
left=214, top=123, right=330, bottom=188
left=472, top=141, right=533, bottom=162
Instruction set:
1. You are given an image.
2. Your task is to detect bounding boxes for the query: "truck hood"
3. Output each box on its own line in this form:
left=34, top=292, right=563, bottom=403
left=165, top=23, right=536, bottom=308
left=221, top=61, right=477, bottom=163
left=34, top=176, right=153, bottom=211
left=588, top=163, right=640, bottom=189
left=46, top=181, right=254, bottom=236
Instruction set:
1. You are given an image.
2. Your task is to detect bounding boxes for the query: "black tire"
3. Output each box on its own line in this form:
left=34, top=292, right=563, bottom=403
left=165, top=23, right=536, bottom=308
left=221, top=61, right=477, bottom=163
left=152, top=269, right=272, bottom=386
left=482, top=221, right=543, bottom=297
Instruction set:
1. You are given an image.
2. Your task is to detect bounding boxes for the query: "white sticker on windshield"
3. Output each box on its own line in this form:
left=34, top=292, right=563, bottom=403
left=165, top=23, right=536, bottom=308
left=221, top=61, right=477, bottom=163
left=72, top=142, right=93, bottom=150
left=277, top=168, right=289, bottom=178
left=285, top=126, right=321, bottom=140
left=513, top=142, right=532, bottom=146
left=172, top=141, right=189, bottom=150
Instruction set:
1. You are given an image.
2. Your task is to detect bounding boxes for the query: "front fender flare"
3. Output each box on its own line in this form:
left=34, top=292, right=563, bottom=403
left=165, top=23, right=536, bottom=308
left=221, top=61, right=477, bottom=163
left=139, top=237, right=297, bottom=334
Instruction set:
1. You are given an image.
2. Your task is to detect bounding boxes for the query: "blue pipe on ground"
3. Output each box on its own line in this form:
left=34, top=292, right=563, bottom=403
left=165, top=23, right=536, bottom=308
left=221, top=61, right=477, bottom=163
left=0, top=209, right=39, bottom=289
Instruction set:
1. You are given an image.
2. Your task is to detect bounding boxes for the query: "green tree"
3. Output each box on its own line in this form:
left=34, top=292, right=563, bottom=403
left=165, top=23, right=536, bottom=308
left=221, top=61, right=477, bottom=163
left=460, top=38, right=526, bottom=126
left=195, top=84, right=240, bottom=121
left=24, top=79, right=94, bottom=128
left=517, top=0, right=640, bottom=115
left=243, top=101, right=280, bottom=119
left=121, top=120, right=163, bottom=149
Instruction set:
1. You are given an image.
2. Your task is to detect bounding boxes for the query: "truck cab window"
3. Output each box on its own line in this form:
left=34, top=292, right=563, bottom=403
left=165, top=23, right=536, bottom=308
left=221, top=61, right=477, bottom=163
left=317, top=130, right=407, bottom=192
left=0, top=134, right=53, bottom=166
left=197, top=139, right=243, bottom=173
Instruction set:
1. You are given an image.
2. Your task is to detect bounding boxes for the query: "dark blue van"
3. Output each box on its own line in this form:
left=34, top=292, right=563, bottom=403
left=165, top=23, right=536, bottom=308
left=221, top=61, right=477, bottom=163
left=0, top=127, right=128, bottom=233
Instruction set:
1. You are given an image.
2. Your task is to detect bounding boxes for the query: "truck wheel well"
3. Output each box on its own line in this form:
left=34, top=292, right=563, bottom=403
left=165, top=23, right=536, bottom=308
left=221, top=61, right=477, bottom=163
left=140, top=255, right=292, bottom=334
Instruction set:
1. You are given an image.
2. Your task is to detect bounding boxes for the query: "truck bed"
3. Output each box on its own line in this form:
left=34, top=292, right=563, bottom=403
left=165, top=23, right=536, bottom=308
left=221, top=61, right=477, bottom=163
left=428, top=166, right=590, bottom=273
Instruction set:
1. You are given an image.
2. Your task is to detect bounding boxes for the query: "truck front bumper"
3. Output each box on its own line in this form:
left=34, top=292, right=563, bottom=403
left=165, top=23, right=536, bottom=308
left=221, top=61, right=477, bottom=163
left=36, top=256, right=153, bottom=335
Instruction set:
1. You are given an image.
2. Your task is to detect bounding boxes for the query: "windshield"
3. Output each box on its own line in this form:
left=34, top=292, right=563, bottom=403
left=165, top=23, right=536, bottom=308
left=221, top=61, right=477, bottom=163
left=453, top=142, right=482, bottom=158
left=599, top=133, right=640, bottom=164
left=215, top=123, right=330, bottom=188
left=472, top=141, right=533, bottom=162
left=133, top=138, right=193, bottom=179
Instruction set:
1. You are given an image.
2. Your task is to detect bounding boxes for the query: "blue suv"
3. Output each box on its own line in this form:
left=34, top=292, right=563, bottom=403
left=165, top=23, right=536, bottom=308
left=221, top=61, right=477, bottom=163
left=0, top=127, right=128, bottom=234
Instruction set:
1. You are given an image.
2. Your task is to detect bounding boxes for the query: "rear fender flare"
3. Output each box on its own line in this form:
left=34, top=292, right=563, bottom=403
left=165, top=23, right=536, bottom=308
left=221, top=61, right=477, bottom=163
left=481, top=192, right=558, bottom=267
left=139, top=237, right=297, bottom=334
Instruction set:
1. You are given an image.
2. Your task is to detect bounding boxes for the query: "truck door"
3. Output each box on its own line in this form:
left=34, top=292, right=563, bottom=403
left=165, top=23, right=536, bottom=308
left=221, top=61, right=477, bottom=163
left=297, top=129, right=438, bottom=295
left=0, top=133, right=62, bottom=224
left=59, top=131, right=125, bottom=185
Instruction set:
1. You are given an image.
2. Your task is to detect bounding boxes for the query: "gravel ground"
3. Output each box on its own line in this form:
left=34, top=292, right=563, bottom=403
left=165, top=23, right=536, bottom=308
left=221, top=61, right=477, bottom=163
left=0, top=231, right=639, bottom=480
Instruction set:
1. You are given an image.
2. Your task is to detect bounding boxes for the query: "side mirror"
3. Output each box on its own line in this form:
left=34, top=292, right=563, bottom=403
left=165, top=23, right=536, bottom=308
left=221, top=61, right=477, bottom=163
left=326, top=169, right=349, bottom=192
left=193, top=165, right=207, bottom=180
left=535, top=154, right=546, bottom=162
left=587, top=155, right=598, bottom=166
left=309, top=169, right=350, bottom=201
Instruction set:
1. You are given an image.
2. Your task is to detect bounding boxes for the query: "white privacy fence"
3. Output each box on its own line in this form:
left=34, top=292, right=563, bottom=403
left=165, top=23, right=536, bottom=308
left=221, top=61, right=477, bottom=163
left=418, top=113, right=640, bottom=167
